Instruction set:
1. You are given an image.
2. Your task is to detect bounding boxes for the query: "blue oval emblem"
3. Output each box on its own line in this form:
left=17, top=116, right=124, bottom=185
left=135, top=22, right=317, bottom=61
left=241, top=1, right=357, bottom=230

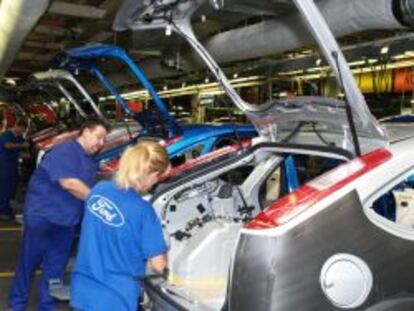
left=88, top=195, right=125, bottom=227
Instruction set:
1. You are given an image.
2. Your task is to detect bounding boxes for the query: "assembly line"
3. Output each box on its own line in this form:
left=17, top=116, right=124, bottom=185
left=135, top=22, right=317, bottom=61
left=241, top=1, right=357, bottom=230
left=0, top=0, right=414, bottom=310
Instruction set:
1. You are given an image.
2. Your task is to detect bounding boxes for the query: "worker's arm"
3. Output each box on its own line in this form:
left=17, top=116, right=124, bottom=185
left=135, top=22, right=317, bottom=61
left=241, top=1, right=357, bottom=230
left=20, top=152, right=31, bottom=160
left=4, top=142, right=30, bottom=150
left=149, top=254, right=168, bottom=274
left=59, top=178, right=90, bottom=200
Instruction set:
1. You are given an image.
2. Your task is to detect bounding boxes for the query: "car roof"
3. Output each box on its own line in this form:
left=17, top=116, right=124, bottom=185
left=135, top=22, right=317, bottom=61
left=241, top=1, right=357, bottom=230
left=383, top=123, right=414, bottom=143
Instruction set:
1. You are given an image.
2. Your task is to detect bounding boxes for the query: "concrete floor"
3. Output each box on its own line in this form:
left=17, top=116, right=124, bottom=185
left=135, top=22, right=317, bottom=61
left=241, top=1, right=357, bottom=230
left=0, top=218, right=71, bottom=310
left=0, top=176, right=72, bottom=310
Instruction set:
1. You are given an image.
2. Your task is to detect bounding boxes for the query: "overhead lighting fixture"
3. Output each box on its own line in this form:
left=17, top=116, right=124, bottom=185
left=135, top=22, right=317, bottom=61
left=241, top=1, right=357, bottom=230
left=233, top=73, right=238, bottom=79
left=204, top=77, right=210, bottom=83
left=380, top=46, right=389, bottom=55
left=201, top=15, right=206, bottom=23
left=105, top=76, right=264, bottom=101
left=392, top=54, right=407, bottom=60
left=315, top=58, right=322, bottom=66
left=307, top=67, right=325, bottom=73
left=165, top=24, right=172, bottom=36
left=163, top=85, right=168, bottom=91
left=404, top=50, right=414, bottom=57
left=5, top=78, right=16, bottom=86
left=209, top=0, right=224, bottom=10
left=278, top=69, right=304, bottom=76
left=348, top=60, right=366, bottom=67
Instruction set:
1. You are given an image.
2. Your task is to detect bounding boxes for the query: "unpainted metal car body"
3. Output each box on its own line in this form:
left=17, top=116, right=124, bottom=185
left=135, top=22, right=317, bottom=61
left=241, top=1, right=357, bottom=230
left=141, top=97, right=414, bottom=311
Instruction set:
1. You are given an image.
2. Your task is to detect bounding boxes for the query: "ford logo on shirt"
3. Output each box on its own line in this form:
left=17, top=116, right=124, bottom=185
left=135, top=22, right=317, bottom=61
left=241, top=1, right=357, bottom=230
left=88, top=195, right=125, bottom=227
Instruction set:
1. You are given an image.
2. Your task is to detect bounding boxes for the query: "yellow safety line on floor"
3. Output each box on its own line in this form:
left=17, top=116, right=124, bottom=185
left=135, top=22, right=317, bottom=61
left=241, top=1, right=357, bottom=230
left=0, top=227, right=22, bottom=232
left=0, top=270, right=41, bottom=278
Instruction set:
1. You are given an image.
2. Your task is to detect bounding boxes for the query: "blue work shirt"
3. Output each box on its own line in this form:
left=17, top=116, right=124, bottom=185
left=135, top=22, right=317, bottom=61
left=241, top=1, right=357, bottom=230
left=24, top=140, right=98, bottom=227
left=71, top=180, right=167, bottom=311
left=0, top=130, right=24, bottom=169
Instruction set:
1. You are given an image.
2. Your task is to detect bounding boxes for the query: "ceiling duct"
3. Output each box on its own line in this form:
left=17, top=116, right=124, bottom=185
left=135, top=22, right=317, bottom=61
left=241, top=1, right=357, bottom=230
left=0, top=0, right=50, bottom=78
left=121, top=0, right=414, bottom=78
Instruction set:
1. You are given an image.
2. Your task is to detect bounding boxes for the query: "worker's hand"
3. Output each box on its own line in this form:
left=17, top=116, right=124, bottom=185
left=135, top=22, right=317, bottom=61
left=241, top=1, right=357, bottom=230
left=5, top=141, right=30, bottom=150
left=20, top=152, right=31, bottom=160
left=149, top=254, right=167, bottom=274
left=21, top=142, right=30, bottom=149
left=162, top=267, right=169, bottom=279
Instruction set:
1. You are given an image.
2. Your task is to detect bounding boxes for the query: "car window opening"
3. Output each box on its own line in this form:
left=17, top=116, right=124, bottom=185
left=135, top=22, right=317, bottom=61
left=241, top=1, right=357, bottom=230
left=371, top=173, right=414, bottom=230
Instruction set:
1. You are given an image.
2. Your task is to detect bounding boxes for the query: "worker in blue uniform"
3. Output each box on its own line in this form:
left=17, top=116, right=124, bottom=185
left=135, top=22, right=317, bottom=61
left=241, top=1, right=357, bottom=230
left=0, top=118, right=29, bottom=220
left=0, top=112, right=5, bottom=132
left=70, top=141, right=169, bottom=311
left=7, top=118, right=109, bottom=311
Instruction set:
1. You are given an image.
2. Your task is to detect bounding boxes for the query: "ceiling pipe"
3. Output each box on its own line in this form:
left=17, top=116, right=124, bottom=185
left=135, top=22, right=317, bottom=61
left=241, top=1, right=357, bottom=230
left=0, top=0, right=50, bottom=78
left=127, top=0, right=414, bottom=78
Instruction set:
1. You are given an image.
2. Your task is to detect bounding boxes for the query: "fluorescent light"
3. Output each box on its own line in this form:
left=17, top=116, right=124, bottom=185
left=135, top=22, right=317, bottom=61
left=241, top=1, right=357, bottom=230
left=348, top=60, right=366, bottom=66
left=392, top=54, right=407, bottom=60
left=104, top=76, right=265, bottom=101
left=165, top=24, right=172, bottom=36
left=278, top=69, right=304, bottom=76
left=5, top=78, right=16, bottom=86
left=380, top=46, right=389, bottom=54
left=404, top=50, right=414, bottom=57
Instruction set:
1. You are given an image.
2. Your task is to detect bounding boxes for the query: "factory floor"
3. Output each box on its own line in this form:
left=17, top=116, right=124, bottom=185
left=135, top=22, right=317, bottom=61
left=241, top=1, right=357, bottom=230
left=0, top=218, right=71, bottom=310
left=0, top=179, right=71, bottom=310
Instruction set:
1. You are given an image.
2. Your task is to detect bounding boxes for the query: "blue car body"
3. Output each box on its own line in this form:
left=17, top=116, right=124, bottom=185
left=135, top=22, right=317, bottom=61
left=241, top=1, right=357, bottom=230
left=56, top=44, right=257, bottom=162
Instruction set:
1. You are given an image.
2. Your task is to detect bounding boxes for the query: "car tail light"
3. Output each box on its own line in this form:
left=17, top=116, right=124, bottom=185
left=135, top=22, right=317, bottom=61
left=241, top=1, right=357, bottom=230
left=247, top=148, right=392, bottom=229
left=161, top=136, right=182, bottom=146
left=165, top=139, right=252, bottom=179
left=100, top=158, right=120, bottom=173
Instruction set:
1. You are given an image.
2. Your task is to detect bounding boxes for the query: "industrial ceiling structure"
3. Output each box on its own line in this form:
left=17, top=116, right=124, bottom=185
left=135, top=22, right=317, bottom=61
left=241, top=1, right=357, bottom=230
left=0, top=0, right=414, bottom=97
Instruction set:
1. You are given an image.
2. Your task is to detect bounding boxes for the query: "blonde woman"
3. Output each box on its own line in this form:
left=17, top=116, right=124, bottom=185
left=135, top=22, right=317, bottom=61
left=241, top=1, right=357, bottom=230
left=70, top=141, right=169, bottom=311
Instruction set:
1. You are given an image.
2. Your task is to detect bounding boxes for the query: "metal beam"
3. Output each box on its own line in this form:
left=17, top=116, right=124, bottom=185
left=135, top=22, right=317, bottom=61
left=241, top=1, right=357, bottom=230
left=17, top=52, right=52, bottom=62
left=34, top=24, right=83, bottom=37
left=0, top=0, right=50, bottom=77
left=76, top=0, right=122, bottom=42
left=48, top=2, right=106, bottom=19
left=24, top=41, right=64, bottom=50
left=88, top=31, right=113, bottom=42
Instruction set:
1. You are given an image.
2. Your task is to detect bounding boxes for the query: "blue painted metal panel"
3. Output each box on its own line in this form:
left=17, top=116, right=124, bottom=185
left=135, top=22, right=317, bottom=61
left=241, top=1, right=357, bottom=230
left=63, top=44, right=181, bottom=137
left=284, top=155, right=299, bottom=192
left=56, top=44, right=257, bottom=163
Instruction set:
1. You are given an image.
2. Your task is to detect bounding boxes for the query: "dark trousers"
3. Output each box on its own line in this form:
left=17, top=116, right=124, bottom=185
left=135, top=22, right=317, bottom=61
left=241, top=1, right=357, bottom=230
left=0, top=166, right=18, bottom=216
left=8, top=216, right=74, bottom=311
